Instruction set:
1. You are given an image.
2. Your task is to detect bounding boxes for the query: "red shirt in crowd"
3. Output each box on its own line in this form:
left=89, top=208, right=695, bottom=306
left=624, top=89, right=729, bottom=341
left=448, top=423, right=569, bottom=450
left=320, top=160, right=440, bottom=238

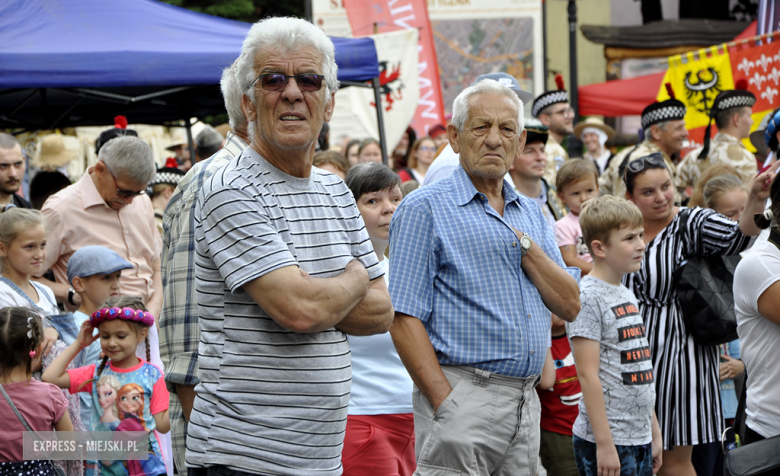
left=537, top=333, right=582, bottom=436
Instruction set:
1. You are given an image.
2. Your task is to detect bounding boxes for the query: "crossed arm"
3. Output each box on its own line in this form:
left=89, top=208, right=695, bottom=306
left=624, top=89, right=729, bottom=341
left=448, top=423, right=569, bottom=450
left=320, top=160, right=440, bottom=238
left=242, top=260, right=393, bottom=335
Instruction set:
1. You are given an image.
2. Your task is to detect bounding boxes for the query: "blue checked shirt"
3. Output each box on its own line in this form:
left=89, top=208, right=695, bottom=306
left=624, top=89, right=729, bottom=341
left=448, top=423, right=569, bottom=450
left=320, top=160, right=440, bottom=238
left=159, top=132, right=248, bottom=390
left=389, top=166, right=580, bottom=378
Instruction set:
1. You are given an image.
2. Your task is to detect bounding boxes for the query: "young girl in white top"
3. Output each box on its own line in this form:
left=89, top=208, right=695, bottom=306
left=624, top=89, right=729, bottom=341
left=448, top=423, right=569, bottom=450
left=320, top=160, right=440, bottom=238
left=0, top=208, right=59, bottom=352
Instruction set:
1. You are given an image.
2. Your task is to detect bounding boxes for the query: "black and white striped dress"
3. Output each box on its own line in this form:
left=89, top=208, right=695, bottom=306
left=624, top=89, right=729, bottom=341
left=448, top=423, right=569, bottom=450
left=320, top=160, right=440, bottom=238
left=623, top=207, right=750, bottom=449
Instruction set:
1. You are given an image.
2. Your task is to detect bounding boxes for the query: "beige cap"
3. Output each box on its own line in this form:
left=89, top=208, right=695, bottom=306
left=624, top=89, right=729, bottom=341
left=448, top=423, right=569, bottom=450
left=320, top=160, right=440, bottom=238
left=33, top=134, right=77, bottom=168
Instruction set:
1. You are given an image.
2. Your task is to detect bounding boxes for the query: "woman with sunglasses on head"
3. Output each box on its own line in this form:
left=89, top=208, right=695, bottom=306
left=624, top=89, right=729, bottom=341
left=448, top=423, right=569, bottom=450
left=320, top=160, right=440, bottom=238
left=620, top=152, right=775, bottom=476
left=398, top=137, right=436, bottom=183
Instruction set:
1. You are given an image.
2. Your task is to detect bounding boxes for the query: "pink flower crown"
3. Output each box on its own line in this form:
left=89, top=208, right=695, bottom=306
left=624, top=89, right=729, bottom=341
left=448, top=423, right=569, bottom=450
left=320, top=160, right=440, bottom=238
left=90, top=307, right=155, bottom=327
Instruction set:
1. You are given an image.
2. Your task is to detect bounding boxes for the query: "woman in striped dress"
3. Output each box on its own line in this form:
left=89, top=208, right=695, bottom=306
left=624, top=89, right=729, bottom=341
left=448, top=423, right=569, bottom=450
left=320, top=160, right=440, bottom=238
left=621, top=153, right=774, bottom=476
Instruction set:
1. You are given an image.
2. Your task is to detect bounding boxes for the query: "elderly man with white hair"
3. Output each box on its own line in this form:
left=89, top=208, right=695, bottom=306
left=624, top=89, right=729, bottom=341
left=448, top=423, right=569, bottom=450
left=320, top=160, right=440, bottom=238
left=185, top=17, right=393, bottom=476
left=388, top=79, right=581, bottom=475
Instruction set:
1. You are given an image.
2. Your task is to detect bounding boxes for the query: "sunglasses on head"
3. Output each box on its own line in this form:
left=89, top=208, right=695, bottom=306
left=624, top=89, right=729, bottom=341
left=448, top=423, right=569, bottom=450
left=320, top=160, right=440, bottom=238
left=252, top=73, right=325, bottom=92
left=625, top=152, right=665, bottom=175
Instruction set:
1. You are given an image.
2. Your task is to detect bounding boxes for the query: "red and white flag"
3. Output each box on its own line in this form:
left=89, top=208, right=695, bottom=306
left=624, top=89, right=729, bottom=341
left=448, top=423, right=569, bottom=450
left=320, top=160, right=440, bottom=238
left=345, top=29, right=420, bottom=156
left=343, top=0, right=446, bottom=135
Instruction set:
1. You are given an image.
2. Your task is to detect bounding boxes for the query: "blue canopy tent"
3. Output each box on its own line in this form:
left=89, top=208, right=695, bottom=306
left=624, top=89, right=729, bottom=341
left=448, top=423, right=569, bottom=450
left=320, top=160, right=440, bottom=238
left=0, top=0, right=388, bottom=161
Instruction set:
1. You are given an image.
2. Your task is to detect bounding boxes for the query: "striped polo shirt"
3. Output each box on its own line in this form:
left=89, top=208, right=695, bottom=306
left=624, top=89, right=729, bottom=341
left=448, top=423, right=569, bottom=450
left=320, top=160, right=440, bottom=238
left=186, top=148, right=382, bottom=475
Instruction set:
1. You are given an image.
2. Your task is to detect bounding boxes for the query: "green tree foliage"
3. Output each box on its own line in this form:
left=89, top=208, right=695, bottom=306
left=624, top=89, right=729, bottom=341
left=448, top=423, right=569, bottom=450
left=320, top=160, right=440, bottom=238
left=161, top=0, right=304, bottom=23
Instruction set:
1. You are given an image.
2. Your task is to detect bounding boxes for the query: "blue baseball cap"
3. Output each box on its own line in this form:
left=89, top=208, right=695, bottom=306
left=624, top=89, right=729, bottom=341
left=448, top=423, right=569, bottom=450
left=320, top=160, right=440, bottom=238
left=473, top=73, right=534, bottom=104
left=67, top=246, right=134, bottom=285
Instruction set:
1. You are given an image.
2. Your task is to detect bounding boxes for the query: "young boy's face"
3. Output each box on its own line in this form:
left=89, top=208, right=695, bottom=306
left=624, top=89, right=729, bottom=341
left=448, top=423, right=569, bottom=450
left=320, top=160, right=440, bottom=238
left=600, top=226, right=646, bottom=275
left=558, top=176, right=599, bottom=216
left=79, top=271, right=122, bottom=306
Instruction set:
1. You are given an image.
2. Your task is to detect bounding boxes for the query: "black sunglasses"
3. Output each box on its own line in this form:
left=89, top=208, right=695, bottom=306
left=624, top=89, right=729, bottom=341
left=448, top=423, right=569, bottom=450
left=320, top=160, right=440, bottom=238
left=251, top=73, right=325, bottom=92
left=103, top=162, right=146, bottom=198
left=625, top=152, right=665, bottom=175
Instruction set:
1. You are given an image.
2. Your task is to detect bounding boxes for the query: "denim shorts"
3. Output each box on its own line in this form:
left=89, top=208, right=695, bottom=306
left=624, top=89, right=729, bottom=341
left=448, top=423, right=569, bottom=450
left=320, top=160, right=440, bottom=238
left=572, top=434, right=653, bottom=476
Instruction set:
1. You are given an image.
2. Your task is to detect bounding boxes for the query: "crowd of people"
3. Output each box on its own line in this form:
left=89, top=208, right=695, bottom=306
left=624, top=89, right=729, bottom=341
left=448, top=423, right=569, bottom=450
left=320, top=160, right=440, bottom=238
left=0, top=14, right=779, bottom=476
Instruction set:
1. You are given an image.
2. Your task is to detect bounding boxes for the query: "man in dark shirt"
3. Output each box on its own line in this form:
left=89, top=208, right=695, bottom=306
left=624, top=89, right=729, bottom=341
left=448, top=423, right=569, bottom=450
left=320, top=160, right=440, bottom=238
left=0, top=133, right=32, bottom=209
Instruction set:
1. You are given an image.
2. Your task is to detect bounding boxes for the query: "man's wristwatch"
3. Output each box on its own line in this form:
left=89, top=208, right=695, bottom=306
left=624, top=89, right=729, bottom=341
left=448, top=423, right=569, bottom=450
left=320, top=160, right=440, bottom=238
left=519, top=233, right=533, bottom=256
left=67, top=287, right=77, bottom=306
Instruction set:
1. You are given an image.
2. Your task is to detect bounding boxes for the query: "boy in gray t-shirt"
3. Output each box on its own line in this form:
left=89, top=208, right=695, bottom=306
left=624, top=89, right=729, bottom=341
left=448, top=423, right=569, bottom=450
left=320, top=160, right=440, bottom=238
left=566, top=196, right=662, bottom=476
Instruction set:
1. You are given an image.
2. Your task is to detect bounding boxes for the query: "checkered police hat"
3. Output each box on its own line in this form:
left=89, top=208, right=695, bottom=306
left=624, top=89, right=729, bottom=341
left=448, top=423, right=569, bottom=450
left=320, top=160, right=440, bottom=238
left=710, top=80, right=755, bottom=118
left=532, top=74, right=569, bottom=118
left=149, top=158, right=185, bottom=189
left=641, top=100, right=687, bottom=129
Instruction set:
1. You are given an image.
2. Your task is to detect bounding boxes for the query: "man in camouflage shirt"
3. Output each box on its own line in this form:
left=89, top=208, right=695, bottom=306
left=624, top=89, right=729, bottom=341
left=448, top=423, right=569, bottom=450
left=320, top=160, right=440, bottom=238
left=676, top=86, right=757, bottom=195
left=533, top=76, right=573, bottom=185
left=600, top=96, right=687, bottom=199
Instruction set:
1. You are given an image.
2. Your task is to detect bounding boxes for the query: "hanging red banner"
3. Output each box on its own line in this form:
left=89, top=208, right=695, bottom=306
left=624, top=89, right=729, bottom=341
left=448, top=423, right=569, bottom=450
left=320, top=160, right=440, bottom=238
left=343, top=0, right=446, bottom=136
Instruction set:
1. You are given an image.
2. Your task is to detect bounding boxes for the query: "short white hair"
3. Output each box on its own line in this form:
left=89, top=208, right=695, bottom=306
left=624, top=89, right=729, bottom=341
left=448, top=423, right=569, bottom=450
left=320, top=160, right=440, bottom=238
left=451, top=80, right=524, bottom=132
left=220, top=59, right=247, bottom=131
left=99, top=136, right=156, bottom=186
left=238, top=17, right=339, bottom=104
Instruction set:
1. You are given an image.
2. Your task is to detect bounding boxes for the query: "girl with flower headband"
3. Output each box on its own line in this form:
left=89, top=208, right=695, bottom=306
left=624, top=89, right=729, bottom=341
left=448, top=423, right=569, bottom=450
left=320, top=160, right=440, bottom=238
left=0, top=307, right=74, bottom=475
left=43, top=297, right=169, bottom=476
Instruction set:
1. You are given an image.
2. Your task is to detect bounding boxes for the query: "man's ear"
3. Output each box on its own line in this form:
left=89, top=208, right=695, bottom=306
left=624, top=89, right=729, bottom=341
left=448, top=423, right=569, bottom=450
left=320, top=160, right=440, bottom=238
left=447, top=124, right=461, bottom=154
left=649, top=124, right=661, bottom=142
left=590, top=239, right=607, bottom=259
left=518, top=129, right=527, bottom=150
left=94, top=160, right=107, bottom=175
left=241, top=94, right=257, bottom=123
left=323, top=92, right=335, bottom=122
left=538, top=114, right=550, bottom=127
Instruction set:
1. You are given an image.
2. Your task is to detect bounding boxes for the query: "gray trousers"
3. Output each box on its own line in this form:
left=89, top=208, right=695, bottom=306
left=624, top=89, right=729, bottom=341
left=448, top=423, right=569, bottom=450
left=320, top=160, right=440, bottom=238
left=412, top=365, right=541, bottom=476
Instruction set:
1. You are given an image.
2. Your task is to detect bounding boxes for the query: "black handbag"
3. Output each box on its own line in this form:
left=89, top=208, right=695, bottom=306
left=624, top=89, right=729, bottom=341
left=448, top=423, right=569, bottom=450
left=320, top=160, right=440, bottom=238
left=724, top=433, right=780, bottom=476
left=673, top=209, right=741, bottom=346
left=722, top=326, right=780, bottom=475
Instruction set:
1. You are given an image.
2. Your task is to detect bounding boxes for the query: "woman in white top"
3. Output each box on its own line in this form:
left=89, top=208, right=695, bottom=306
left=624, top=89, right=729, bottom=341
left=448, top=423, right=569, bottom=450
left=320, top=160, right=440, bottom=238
left=341, top=163, right=415, bottom=476
left=0, top=208, right=59, bottom=352
left=734, top=175, right=780, bottom=444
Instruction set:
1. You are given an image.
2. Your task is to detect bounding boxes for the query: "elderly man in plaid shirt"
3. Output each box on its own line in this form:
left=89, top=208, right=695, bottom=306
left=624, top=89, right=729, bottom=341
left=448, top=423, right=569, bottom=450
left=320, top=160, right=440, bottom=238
left=158, top=60, right=249, bottom=474
left=388, top=79, right=582, bottom=476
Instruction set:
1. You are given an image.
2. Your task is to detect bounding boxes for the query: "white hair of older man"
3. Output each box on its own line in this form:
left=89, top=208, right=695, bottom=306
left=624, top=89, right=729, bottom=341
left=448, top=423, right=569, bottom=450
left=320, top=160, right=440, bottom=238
left=237, top=17, right=339, bottom=104
left=451, top=80, right=524, bottom=133
left=98, top=136, right=156, bottom=186
left=221, top=59, right=247, bottom=131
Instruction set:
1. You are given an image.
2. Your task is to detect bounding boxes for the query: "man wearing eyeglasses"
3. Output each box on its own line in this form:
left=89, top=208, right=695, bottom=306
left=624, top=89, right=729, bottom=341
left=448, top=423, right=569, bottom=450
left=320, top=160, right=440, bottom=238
left=185, top=17, right=393, bottom=476
left=38, top=136, right=162, bottom=318
left=533, top=79, right=575, bottom=185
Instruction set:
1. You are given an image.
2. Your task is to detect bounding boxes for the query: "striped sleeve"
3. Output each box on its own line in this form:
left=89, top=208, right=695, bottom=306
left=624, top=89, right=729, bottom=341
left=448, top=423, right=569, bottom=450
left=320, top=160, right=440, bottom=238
left=684, top=207, right=751, bottom=259
left=197, top=179, right=296, bottom=293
